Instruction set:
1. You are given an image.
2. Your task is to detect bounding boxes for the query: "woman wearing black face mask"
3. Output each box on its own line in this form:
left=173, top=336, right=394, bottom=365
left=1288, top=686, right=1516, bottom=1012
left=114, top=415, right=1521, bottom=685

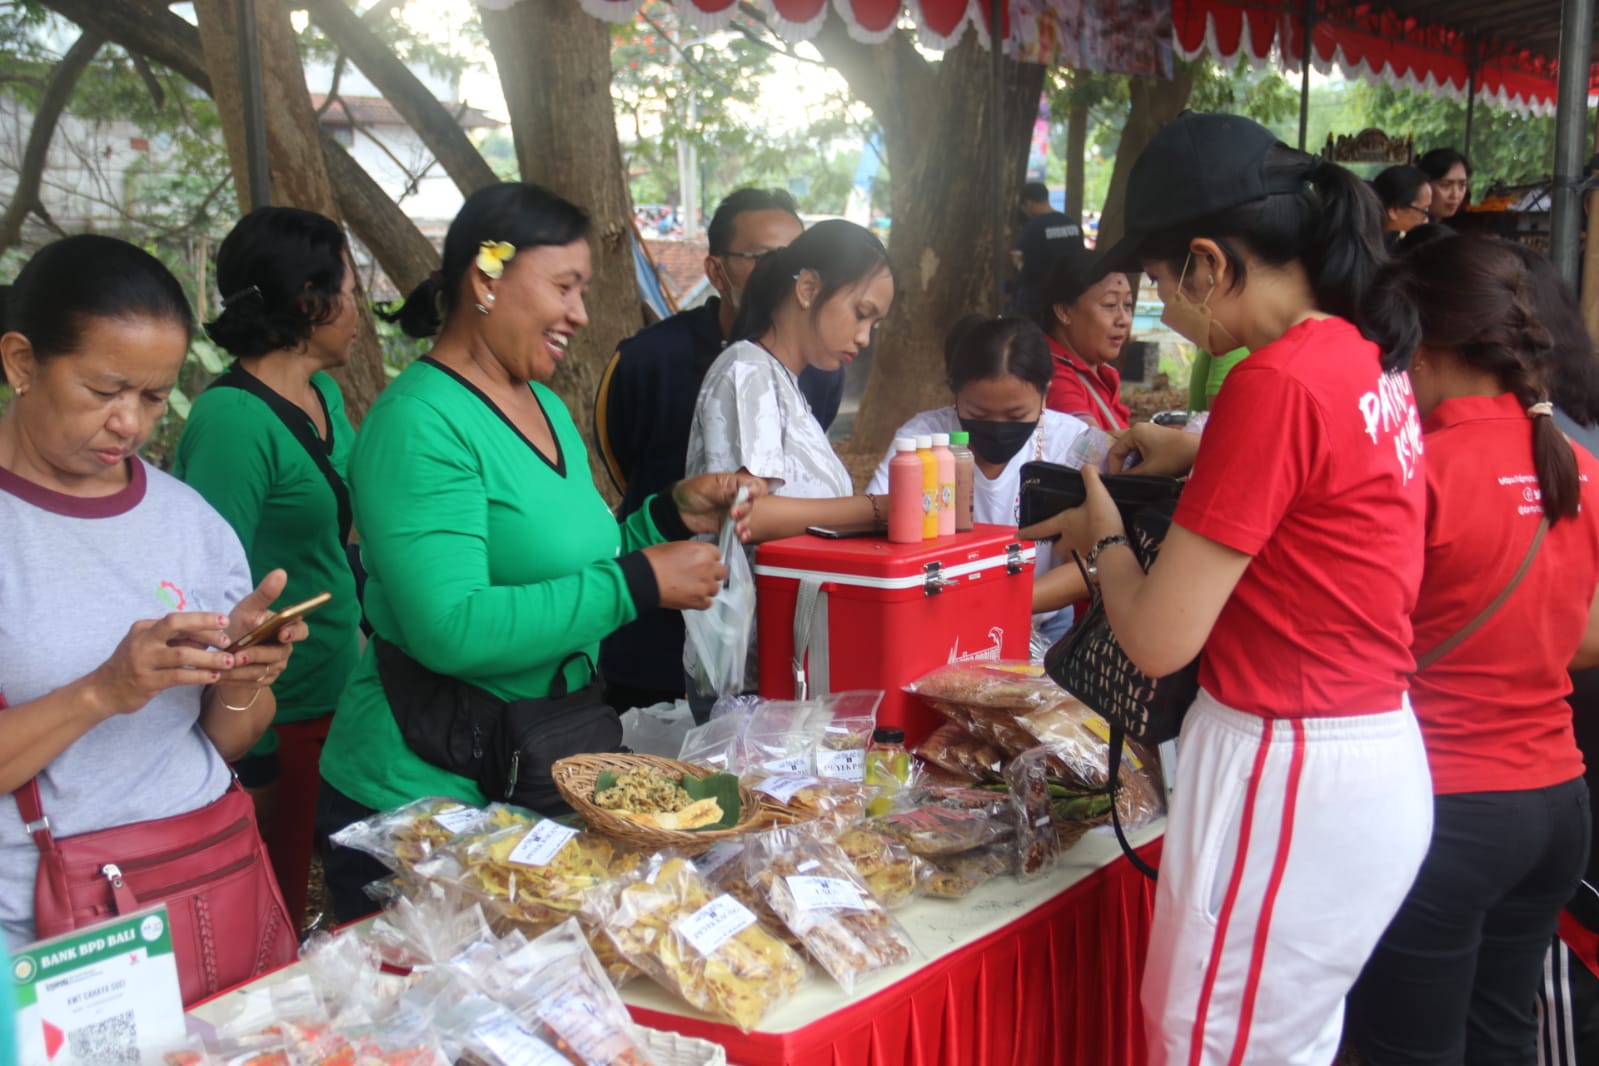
left=867, top=315, right=1094, bottom=641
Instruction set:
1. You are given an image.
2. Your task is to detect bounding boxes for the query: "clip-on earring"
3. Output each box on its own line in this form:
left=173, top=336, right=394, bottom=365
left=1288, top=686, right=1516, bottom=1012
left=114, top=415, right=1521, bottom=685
left=474, top=302, right=490, bottom=315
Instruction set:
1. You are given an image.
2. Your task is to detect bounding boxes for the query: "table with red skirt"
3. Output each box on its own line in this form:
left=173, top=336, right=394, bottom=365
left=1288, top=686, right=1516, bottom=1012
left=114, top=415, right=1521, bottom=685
left=625, top=826, right=1163, bottom=1066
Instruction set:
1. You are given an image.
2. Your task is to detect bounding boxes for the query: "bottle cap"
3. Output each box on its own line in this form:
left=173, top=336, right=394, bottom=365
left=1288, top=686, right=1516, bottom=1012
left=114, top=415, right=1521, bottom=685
left=931, top=432, right=950, bottom=446
left=950, top=431, right=970, bottom=445
left=872, top=726, right=906, bottom=745
left=915, top=435, right=933, bottom=449
left=894, top=437, right=916, bottom=452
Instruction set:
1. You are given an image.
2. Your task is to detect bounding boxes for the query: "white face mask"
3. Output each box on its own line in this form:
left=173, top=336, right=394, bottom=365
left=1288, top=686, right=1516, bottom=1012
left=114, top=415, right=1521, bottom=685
left=1159, top=254, right=1239, bottom=356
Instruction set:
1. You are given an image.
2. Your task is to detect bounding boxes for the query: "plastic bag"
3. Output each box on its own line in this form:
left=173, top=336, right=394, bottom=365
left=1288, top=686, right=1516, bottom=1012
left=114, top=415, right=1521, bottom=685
left=903, top=662, right=1061, bottom=758
left=871, top=804, right=1009, bottom=857
left=739, top=691, right=882, bottom=780
left=619, top=701, right=696, bottom=758
left=329, top=797, right=529, bottom=872
left=491, top=919, right=654, bottom=1066
left=1005, top=748, right=1061, bottom=881
left=684, top=495, right=755, bottom=699
left=596, top=853, right=806, bottom=1032
left=742, top=772, right=872, bottom=824
left=913, top=723, right=1007, bottom=783
left=834, top=824, right=924, bottom=909
left=678, top=711, right=748, bottom=772
left=920, top=844, right=1013, bottom=899
left=365, top=888, right=496, bottom=971
left=744, top=826, right=916, bottom=993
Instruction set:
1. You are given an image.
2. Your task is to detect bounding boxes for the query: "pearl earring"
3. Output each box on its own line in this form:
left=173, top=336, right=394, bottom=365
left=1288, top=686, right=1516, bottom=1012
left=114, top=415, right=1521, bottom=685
left=485, top=292, right=496, bottom=304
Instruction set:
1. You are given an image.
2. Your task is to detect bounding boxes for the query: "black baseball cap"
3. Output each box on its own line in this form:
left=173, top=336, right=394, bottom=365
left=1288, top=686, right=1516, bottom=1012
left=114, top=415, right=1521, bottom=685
left=1097, top=111, right=1309, bottom=273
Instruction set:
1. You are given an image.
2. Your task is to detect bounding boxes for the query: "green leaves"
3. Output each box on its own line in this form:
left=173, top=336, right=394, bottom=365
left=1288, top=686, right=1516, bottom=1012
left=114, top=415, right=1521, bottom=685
left=680, top=771, right=741, bottom=831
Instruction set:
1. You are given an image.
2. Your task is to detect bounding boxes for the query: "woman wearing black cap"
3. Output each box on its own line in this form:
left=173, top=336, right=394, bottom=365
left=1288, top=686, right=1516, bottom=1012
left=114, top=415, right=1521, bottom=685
left=1023, top=111, right=1432, bottom=1064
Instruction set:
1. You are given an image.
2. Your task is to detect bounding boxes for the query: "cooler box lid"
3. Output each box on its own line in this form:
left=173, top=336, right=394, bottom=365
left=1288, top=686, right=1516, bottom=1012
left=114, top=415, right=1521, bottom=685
left=754, top=525, right=1035, bottom=591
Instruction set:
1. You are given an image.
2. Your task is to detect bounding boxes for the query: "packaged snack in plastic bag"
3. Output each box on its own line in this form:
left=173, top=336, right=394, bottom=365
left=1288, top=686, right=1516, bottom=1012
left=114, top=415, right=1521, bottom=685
left=597, top=853, right=806, bottom=1031
left=872, top=804, right=1009, bottom=857
left=364, top=886, right=495, bottom=971
left=912, top=785, right=1013, bottom=816
left=834, top=824, right=924, bottom=909
left=678, top=711, right=748, bottom=772
left=921, top=843, right=1013, bottom=899
left=684, top=494, right=756, bottom=699
left=1015, top=694, right=1123, bottom=788
left=330, top=797, right=528, bottom=872
left=443, top=998, right=578, bottom=1066
left=744, top=826, right=916, bottom=993
left=1109, top=739, right=1167, bottom=831
left=742, top=772, right=872, bottom=824
left=903, top=663, right=1056, bottom=757
left=738, top=692, right=882, bottom=780
left=491, top=919, right=655, bottom=1066
left=1005, top=748, right=1061, bottom=880
left=913, top=722, right=1007, bottom=783
left=813, top=694, right=881, bottom=783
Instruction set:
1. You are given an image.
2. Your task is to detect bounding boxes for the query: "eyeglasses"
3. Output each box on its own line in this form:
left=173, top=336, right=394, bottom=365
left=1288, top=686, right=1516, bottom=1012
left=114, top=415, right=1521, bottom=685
left=721, top=249, right=781, bottom=263
left=1401, top=203, right=1431, bottom=220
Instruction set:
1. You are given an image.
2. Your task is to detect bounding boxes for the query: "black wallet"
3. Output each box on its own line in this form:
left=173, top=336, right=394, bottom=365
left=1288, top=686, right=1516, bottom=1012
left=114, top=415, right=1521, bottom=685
left=1018, top=461, right=1184, bottom=536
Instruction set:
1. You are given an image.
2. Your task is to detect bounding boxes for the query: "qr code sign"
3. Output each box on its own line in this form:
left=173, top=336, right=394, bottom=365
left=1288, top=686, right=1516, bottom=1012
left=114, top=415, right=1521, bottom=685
left=66, top=1009, right=139, bottom=1066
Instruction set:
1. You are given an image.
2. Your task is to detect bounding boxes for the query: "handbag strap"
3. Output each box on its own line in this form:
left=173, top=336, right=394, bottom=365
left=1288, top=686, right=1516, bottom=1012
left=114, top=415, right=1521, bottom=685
left=1414, top=517, right=1548, bottom=673
left=209, top=366, right=352, bottom=547
left=3, top=695, right=56, bottom=852
left=1106, top=727, right=1159, bottom=880
left=1068, top=363, right=1126, bottom=431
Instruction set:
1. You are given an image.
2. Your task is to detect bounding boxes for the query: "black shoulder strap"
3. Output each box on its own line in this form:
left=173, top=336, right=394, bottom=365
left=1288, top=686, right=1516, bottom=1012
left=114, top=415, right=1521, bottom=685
left=1108, top=723, right=1160, bottom=880
left=209, top=366, right=351, bottom=546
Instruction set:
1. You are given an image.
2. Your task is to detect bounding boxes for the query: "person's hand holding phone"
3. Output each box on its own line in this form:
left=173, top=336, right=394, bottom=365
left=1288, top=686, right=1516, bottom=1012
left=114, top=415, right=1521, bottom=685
left=212, top=569, right=309, bottom=695
left=85, top=611, right=239, bottom=718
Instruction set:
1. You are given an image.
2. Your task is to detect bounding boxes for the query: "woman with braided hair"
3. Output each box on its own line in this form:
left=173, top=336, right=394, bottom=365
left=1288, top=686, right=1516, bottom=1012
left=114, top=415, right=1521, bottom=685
left=1347, top=234, right=1599, bottom=1064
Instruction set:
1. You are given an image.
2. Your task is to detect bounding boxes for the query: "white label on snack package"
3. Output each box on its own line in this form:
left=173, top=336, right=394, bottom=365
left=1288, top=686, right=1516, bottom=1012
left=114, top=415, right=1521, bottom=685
left=474, top=1015, right=569, bottom=1066
left=797, top=859, right=820, bottom=873
left=675, top=894, right=757, bottom=955
left=753, top=774, right=820, bottom=803
left=431, top=804, right=482, bottom=832
left=508, top=820, right=580, bottom=867
left=539, top=992, right=632, bottom=1062
left=761, top=756, right=808, bottom=775
left=786, top=875, right=868, bottom=912
left=816, top=748, right=865, bottom=782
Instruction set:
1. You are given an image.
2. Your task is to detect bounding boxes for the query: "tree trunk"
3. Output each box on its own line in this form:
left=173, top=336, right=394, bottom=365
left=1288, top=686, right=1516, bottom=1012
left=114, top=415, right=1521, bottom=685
left=813, top=24, right=1046, bottom=460
left=304, top=0, right=499, bottom=196
left=192, top=0, right=386, bottom=420
left=1064, top=73, right=1089, bottom=227
left=0, top=30, right=103, bottom=253
left=323, top=129, right=439, bottom=294
left=1096, top=66, right=1196, bottom=248
left=482, top=0, right=642, bottom=478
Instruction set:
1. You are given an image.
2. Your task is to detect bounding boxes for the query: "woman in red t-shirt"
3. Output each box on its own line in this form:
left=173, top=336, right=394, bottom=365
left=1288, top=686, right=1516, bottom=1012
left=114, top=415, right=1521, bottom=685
left=1037, top=247, right=1134, bottom=430
left=1344, top=236, right=1599, bottom=1062
left=1024, top=111, right=1434, bottom=1065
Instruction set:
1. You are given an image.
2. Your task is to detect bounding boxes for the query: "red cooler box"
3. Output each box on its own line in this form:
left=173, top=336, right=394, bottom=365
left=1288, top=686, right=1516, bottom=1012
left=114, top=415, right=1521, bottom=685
left=754, top=525, right=1035, bottom=745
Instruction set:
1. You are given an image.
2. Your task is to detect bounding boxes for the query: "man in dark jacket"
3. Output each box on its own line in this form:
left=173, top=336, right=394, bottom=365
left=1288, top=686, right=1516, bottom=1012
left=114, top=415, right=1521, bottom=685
left=1013, top=181, right=1084, bottom=319
left=595, top=188, right=844, bottom=714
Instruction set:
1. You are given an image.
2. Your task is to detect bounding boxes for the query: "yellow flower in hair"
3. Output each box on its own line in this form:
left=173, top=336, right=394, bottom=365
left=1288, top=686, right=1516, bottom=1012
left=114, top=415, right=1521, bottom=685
left=475, top=240, right=516, bottom=279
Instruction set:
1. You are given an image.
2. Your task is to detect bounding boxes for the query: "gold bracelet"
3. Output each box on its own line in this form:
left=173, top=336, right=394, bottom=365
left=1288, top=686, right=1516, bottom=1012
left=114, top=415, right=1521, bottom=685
left=220, top=670, right=270, bottom=713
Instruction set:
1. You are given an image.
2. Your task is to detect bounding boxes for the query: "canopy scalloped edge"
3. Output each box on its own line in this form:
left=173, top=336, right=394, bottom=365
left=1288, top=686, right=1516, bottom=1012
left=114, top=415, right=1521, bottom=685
left=1174, top=6, right=1594, bottom=118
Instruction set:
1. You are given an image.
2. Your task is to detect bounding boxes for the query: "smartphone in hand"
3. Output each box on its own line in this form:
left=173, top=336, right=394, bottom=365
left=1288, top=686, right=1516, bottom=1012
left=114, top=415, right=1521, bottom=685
left=230, top=591, right=332, bottom=650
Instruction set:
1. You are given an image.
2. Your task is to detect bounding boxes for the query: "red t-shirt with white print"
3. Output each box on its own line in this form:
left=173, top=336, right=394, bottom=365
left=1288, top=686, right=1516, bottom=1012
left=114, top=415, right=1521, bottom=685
left=1172, top=316, right=1426, bottom=718
left=1410, top=392, right=1599, bottom=794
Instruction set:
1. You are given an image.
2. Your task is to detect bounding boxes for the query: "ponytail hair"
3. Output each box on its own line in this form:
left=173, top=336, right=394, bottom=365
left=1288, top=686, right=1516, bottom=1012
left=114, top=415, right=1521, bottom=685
left=1383, top=234, right=1580, bottom=523
left=1140, top=146, right=1407, bottom=369
left=205, top=206, right=349, bottom=358
left=733, top=219, right=894, bottom=342
left=1506, top=242, right=1599, bottom=428
left=380, top=182, right=589, bottom=339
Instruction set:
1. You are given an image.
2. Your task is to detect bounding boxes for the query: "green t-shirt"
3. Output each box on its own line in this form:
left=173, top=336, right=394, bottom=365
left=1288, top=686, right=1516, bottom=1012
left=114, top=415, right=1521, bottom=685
left=173, top=370, right=360, bottom=731
left=1187, top=346, right=1250, bottom=413
left=321, top=359, right=670, bottom=811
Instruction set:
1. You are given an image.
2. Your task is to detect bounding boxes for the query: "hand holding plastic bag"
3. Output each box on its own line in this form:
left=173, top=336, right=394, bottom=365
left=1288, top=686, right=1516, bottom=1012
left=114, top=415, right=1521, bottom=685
left=684, top=491, right=755, bottom=698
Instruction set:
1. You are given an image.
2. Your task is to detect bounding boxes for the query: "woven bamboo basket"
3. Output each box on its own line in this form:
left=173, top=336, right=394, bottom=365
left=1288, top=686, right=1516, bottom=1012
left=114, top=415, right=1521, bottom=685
left=552, top=753, right=766, bottom=856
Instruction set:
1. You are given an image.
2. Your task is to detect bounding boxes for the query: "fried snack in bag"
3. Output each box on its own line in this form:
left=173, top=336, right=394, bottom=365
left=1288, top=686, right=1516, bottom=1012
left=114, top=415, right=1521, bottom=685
left=330, top=797, right=529, bottom=872
left=913, top=723, right=1007, bottom=784
left=745, top=826, right=915, bottom=993
left=490, top=919, right=654, bottom=1066
left=597, top=853, right=806, bottom=1032
left=742, top=772, right=872, bottom=824
left=423, top=818, right=646, bottom=987
left=693, top=838, right=804, bottom=953
left=834, top=825, right=924, bottom=909
left=903, top=662, right=1058, bottom=757
left=872, top=805, right=1008, bottom=857
left=1005, top=748, right=1061, bottom=880
left=920, top=843, right=1013, bottom=899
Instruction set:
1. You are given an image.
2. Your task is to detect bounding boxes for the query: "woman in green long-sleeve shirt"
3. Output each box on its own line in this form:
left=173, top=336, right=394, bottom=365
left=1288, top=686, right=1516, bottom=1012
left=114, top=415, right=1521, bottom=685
left=174, top=207, right=362, bottom=931
left=316, top=183, right=760, bottom=922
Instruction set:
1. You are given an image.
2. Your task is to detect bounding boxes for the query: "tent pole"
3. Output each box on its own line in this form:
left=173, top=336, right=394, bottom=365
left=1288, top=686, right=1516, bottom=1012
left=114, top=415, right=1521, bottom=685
left=990, top=0, right=1007, bottom=313
left=1463, top=39, right=1479, bottom=159
left=237, top=0, right=271, bottom=208
left=1552, top=0, right=1593, bottom=285
left=1298, top=0, right=1313, bottom=150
